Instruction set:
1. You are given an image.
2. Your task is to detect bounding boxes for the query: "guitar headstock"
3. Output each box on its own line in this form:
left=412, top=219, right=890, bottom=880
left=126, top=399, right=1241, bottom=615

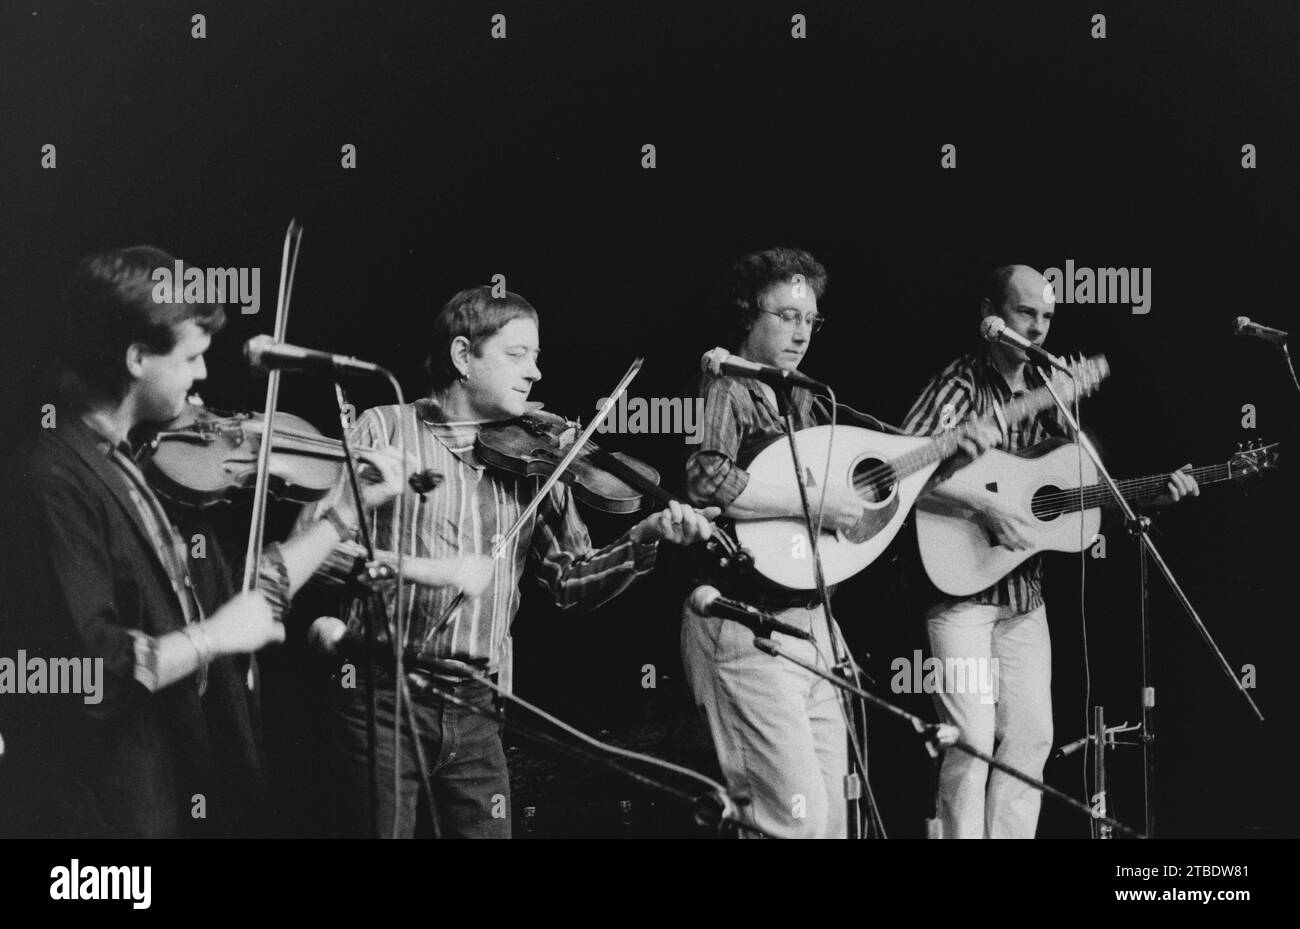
left=1045, top=354, right=1111, bottom=402
left=1230, top=440, right=1281, bottom=479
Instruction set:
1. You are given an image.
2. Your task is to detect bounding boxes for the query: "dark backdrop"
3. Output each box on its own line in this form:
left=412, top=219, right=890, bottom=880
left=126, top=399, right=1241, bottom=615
left=2, top=0, right=1297, bottom=838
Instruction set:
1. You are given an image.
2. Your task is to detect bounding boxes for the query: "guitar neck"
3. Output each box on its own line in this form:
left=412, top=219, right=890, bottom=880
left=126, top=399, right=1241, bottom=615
left=1038, top=462, right=1235, bottom=516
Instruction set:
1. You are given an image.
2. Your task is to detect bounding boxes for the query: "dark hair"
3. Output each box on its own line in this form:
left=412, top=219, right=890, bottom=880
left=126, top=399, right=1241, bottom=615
left=720, top=247, right=828, bottom=348
left=424, top=285, right=539, bottom=391
left=57, top=246, right=226, bottom=404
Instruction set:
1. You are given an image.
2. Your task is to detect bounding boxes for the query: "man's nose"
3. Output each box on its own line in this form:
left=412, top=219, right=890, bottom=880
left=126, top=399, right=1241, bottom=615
left=525, top=359, right=542, bottom=382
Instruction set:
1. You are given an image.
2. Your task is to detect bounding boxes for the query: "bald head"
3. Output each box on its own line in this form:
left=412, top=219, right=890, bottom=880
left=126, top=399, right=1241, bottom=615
left=986, top=264, right=1053, bottom=314
left=982, top=264, right=1055, bottom=363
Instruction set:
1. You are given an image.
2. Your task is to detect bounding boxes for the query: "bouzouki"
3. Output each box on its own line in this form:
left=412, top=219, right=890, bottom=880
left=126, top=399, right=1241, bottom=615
left=734, top=355, right=1110, bottom=590
left=915, top=439, right=1280, bottom=596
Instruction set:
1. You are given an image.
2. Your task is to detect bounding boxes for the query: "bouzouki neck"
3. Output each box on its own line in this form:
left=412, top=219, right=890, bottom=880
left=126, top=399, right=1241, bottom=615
left=891, top=357, right=1106, bottom=482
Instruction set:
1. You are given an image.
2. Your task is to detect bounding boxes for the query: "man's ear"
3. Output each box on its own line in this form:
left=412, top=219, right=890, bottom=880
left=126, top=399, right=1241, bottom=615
left=979, top=297, right=994, bottom=319
left=124, top=343, right=148, bottom=378
left=449, top=335, right=472, bottom=380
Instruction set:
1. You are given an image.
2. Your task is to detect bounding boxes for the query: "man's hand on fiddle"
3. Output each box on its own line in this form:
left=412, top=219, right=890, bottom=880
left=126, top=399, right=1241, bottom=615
left=631, top=501, right=720, bottom=546
left=353, top=448, right=412, bottom=512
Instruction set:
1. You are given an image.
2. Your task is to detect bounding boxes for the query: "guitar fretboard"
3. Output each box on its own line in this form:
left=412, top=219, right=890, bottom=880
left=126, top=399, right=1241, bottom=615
left=1033, top=462, right=1236, bottom=517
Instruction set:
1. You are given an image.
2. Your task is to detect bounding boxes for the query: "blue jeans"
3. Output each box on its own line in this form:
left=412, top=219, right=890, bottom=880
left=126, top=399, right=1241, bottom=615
left=331, top=668, right=511, bottom=838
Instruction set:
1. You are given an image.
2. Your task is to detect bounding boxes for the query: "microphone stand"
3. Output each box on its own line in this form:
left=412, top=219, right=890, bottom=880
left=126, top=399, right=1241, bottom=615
left=340, top=643, right=760, bottom=836
left=330, top=383, right=385, bottom=839
left=751, top=634, right=1144, bottom=838
left=1280, top=342, right=1300, bottom=405
left=771, top=383, right=880, bottom=839
left=329, top=374, right=440, bottom=839
left=1033, top=367, right=1264, bottom=839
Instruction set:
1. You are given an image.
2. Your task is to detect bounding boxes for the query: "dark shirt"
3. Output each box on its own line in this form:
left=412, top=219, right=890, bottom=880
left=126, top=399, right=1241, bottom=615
left=0, top=418, right=265, bottom=837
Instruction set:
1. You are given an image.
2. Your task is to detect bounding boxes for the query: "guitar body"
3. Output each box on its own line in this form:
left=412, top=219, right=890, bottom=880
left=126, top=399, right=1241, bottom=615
left=734, top=426, right=941, bottom=590
left=915, top=438, right=1102, bottom=596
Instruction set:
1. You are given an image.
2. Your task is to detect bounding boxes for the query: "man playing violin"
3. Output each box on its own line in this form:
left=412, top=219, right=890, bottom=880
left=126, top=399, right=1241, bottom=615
left=0, top=246, right=408, bottom=837
left=683, top=247, right=867, bottom=838
left=902, top=264, right=1199, bottom=838
left=300, top=284, right=716, bottom=839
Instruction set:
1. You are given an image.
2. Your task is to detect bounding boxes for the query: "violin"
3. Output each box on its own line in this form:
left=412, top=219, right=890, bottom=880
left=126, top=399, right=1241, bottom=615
left=475, top=408, right=661, bottom=515
left=137, top=399, right=439, bottom=508
left=474, top=407, right=751, bottom=573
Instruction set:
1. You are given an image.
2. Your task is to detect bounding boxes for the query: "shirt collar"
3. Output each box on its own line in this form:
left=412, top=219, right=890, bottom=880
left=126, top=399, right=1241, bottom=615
left=79, top=415, right=133, bottom=459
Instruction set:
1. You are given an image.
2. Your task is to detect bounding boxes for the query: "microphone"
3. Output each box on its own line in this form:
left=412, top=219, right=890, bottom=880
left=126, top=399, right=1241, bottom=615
left=689, top=586, right=813, bottom=641
left=1235, top=316, right=1288, bottom=346
left=700, top=347, right=826, bottom=391
left=1053, top=736, right=1088, bottom=761
left=245, top=335, right=383, bottom=376
left=980, top=317, right=1071, bottom=373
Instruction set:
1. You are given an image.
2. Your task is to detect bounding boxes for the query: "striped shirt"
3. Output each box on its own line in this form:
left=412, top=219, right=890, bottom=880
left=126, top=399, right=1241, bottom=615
left=304, top=400, right=658, bottom=692
left=902, top=350, right=1064, bottom=613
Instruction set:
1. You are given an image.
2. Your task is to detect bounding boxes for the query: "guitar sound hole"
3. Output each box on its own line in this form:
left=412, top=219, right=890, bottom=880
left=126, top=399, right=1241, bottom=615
left=851, top=457, right=896, bottom=504
left=1030, top=485, right=1062, bottom=521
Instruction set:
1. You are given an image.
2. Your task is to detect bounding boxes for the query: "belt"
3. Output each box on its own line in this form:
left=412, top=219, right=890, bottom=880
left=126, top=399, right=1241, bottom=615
left=403, top=665, right=498, bottom=704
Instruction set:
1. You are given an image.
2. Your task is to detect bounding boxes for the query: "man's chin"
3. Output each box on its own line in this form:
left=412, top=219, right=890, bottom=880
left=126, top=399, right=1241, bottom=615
left=500, top=394, right=531, bottom=418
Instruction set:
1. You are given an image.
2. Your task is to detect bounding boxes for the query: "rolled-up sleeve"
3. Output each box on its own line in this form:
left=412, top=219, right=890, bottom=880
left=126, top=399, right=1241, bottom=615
left=685, top=378, right=751, bottom=509
left=297, top=409, right=387, bottom=584
left=530, top=484, right=657, bottom=612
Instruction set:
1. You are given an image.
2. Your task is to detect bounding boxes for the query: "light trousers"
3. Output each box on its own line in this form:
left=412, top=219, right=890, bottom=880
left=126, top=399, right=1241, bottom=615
left=926, top=600, right=1053, bottom=838
left=682, top=593, right=848, bottom=839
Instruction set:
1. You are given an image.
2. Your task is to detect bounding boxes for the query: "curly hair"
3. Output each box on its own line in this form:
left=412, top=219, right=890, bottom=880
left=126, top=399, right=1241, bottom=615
left=719, top=247, right=828, bottom=348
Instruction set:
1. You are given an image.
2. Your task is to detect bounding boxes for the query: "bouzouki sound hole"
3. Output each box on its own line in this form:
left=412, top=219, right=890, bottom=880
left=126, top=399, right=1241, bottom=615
left=850, top=457, right=896, bottom=505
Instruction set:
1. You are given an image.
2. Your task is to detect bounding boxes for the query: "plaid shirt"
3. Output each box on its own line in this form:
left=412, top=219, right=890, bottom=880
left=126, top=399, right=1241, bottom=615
left=685, top=372, right=827, bottom=608
left=303, top=400, right=658, bottom=692
left=902, top=350, right=1064, bottom=613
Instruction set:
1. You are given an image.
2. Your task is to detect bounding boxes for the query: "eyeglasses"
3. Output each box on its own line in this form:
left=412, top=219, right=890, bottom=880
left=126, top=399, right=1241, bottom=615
left=760, top=307, right=825, bottom=334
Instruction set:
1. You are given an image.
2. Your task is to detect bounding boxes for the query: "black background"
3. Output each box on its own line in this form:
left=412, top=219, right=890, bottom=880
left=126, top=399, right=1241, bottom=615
left=1, top=0, right=1297, bottom=838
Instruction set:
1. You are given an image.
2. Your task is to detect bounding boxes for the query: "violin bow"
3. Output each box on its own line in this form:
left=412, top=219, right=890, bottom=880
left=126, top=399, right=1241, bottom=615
left=240, top=219, right=303, bottom=593
left=424, top=356, right=645, bottom=640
